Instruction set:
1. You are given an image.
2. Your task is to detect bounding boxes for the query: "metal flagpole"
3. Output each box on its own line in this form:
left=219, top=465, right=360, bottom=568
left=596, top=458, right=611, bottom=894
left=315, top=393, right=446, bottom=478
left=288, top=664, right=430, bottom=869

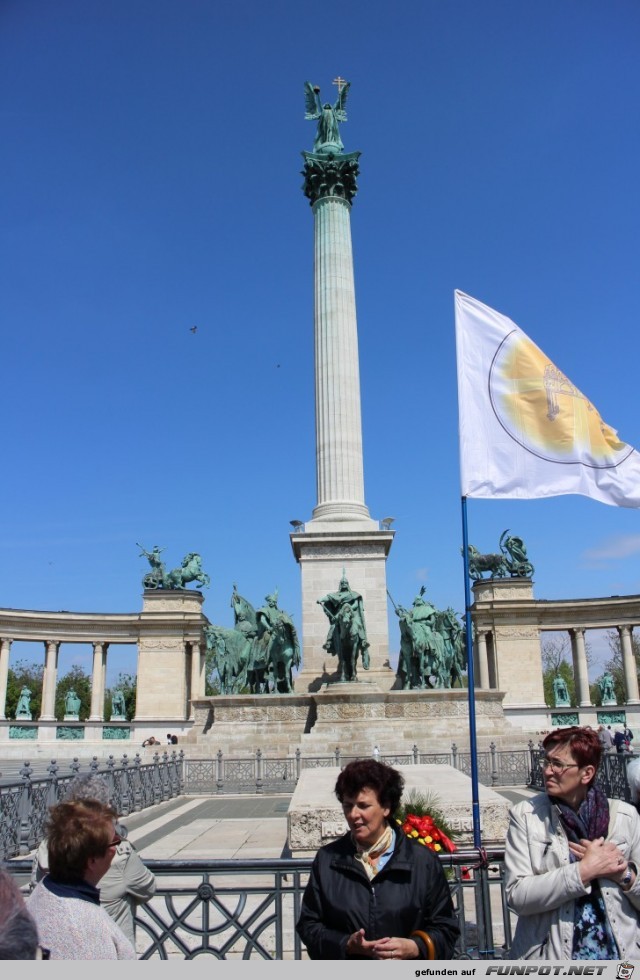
left=461, top=495, right=482, bottom=848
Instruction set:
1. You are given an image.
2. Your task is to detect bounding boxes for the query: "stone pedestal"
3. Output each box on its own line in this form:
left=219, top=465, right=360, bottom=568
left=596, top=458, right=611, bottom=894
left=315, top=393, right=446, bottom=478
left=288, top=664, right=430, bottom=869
left=134, top=590, right=205, bottom=722
left=291, top=529, right=394, bottom=692
left=472, top=578, right=546, bottom=708
left=287, top=765, right=511, bottom=857
left=190, top=688, right=516, bottom=756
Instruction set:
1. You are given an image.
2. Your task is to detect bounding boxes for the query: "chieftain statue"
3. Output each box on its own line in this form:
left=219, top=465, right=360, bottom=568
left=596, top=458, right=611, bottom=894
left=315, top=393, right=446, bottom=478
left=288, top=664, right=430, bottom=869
left=205, top=585, right=300, bottom=695
left=390, top=588, right=468, bottom=691
left=317, top=572, right=370, bottom=682
left=138, top=543, right=210, bottom=591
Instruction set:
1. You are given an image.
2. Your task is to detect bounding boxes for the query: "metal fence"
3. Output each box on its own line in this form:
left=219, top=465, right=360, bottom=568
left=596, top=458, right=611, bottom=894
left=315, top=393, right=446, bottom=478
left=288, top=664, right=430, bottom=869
left=0, top=751, right=183, bottom=860
left=529, top=747, right=637, bottom=802
left=3, top=744, right=636, bottom=861
left=182, top=743, right=537, bottom=796
left=9, top=848, right=511, bottom=960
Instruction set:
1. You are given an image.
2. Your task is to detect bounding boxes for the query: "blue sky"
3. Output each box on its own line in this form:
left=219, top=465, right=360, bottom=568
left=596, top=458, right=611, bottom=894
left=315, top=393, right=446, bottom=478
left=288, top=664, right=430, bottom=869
left=2, top=1, right=639, bottom=684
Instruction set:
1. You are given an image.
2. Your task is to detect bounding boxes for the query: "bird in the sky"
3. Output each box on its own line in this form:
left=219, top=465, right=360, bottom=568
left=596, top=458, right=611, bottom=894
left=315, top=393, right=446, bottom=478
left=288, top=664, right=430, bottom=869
left=190, top=326, right=197, bottom=334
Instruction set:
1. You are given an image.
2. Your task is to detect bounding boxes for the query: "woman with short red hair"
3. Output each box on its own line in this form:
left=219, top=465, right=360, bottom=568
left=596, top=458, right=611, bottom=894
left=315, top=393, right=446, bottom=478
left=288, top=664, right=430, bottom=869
left=505, top=726, right=640, bottom=959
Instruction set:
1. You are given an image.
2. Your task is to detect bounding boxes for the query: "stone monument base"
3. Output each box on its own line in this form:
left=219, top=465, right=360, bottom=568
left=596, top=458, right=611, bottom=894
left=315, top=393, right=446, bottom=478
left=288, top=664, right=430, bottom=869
left=189, top=688, right=521, bottom=756
left=287, top=765, right=511, bottom=856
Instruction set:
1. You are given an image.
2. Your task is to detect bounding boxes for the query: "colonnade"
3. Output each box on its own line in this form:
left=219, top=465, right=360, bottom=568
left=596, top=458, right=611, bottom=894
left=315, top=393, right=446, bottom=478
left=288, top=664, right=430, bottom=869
left=474, top=623, right=640, bottom=705
left=0, top=635, right=206, bottom=723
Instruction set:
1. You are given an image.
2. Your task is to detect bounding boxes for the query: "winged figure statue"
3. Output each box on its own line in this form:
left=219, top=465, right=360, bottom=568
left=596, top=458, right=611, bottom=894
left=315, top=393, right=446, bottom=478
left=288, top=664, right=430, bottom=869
left=304, top=80, right=350, bottom=153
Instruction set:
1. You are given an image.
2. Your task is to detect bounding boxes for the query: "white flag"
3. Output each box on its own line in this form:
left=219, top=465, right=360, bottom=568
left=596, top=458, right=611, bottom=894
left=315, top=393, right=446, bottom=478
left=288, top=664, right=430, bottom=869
left=454, top=290, right=640, bottom=507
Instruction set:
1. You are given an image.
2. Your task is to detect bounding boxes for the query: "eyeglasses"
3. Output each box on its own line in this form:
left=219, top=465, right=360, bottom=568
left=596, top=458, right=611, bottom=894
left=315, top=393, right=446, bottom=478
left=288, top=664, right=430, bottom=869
left=539, top=757, right=580, bottom=774
left=107, top=832, right=123, bottom=849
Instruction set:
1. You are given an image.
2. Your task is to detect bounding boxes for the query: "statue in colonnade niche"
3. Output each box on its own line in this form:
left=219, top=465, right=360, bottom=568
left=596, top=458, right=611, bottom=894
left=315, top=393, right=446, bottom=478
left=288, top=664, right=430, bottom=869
left=15, top=686, right=32, bottom=719
left=552, top=674, right=570, bottom=707
left=599, top=670, right=617, bottom=704
left=138, top=542, right=210, bottom=591
left=111, top=689, right=127, bottom=719
left=390, top=588, right=468, bottom=691
left=64, top=689, right=81, bottom=718
left=318, top=572, right=370, bottom=682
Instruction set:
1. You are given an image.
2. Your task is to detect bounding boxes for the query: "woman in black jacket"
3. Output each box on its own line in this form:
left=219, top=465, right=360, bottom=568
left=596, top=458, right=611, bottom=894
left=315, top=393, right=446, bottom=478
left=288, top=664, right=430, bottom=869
left=296, top=759, right=459, bottom=960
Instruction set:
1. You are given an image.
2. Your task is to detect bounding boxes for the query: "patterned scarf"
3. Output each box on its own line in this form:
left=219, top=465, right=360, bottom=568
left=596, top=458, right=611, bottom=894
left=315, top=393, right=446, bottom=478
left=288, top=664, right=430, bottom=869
left=553, top=784, right=610, bottom=844
left=353, top=823, right=394, bottom=880
left=552, top=785, right=618, bottom=960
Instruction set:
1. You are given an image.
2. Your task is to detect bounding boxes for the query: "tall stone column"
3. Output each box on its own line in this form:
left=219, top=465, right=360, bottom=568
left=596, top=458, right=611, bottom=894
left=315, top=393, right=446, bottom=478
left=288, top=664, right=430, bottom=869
left=89, top=642, right=107, bottom=721
left=570, top=628, right=591, bottom=707
left=190, top=641, right=202, bottom=719
left=618, top=625, right=640, bottom=704
left=40, top=640, right=60, bottom=721
left=0, top=638, right=11, bottom=720
left=476, top=631, right=490, bottom=690
left=292, top=103, right=394, bottom=692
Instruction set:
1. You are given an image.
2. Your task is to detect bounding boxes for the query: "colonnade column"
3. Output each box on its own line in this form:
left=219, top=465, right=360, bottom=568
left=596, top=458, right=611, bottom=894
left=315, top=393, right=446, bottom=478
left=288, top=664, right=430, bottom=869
left=570, top=628, right=591, bottom=707
left=476, top=631, right=490, bottom=690
left=0, top=638, right=11, bottom=720
left=618, top=625, right=640, bottom=704
left=89, top=642, right=107, bottom=721
left=40, top=640, right=60, bottom=721
left=189, top=641, right=202, bottom=719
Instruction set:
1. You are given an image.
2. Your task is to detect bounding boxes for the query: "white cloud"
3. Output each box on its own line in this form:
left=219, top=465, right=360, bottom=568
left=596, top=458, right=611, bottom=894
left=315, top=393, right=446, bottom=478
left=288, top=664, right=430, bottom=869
left=582, top=535, right=640, bottom=562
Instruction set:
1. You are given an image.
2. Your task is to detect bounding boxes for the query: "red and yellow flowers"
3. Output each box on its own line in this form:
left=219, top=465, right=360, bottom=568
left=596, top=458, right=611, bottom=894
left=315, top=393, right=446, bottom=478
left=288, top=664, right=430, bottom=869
left=398, top=813, right=457, bottom=854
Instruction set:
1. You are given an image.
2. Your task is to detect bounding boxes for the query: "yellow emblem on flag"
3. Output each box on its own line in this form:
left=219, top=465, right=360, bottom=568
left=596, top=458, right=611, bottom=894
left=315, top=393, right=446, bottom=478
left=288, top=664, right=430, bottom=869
left=490, top=330, right=631, bottom=467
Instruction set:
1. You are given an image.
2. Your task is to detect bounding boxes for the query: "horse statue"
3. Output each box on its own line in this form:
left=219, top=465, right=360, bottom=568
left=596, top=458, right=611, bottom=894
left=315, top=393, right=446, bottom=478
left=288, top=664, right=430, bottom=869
left=141, top=547, right=211, bottom=590
left=436, top=608, right=468, bottom=688
left=465, top=544, right=509, bottom=580
left=268, top=618, right=301, bottom=693
left=333, top=603, right=370, bottom=682
left=163, top=553, right=211, bottom=589
left=231, top=590, right=269, bottom=695
left=466, top=531, right=534, bottom=581
left=204, top=624, right=250, bottom=695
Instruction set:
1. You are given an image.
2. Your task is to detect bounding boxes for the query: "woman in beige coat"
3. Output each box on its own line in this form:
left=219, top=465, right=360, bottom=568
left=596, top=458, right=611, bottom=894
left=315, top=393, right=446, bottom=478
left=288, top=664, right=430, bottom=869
left=505, top=726, right=640, bottom=960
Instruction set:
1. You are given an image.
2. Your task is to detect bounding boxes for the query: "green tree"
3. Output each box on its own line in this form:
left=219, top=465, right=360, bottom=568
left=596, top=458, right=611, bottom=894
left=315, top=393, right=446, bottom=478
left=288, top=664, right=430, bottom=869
left=104, top=672, right=137, bottom=720
left=55, top=665, right=91, bottom=721
left=6, top=660, right=43, bottom=719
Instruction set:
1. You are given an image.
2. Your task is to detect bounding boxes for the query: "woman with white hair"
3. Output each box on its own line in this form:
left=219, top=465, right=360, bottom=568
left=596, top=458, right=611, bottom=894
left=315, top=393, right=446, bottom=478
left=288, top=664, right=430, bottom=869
left=626, top=757, right=640, bottom=815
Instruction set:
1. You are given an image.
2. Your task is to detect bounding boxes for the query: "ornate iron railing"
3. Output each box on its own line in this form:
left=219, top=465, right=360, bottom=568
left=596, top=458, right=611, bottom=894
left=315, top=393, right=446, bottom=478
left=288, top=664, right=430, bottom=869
left=0, top=751, right=183, bottom=860
left=529, top=746, right=637, bottom=800
left=9, top=848, right=511, bottom=960
left=3, top=745, right=636, bottom=862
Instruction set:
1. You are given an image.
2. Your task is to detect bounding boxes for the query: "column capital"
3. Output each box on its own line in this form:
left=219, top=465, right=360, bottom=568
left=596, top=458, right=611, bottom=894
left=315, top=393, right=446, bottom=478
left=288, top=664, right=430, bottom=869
left=618, top=624, right=633, bottom=638
left=302, top=150, right=361, bottom=206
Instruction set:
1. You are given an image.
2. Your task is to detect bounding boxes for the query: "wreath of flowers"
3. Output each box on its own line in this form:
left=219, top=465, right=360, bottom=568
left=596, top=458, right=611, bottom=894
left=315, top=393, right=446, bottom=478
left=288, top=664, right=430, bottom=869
left=395, top=790, right=458, bottom=854
left=398, top=812, right=456, bottom=854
